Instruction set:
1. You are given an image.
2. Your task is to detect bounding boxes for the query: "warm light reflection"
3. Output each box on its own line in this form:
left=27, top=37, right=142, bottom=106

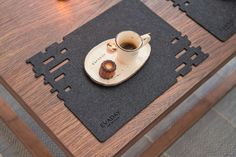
left=54, top=0, right=73, bottom=18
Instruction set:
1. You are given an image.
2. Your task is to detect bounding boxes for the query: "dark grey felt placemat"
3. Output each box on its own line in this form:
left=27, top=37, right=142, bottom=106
left=171, top=0, right=236, bottom=41
left=27, top=0, right=208, bottom=142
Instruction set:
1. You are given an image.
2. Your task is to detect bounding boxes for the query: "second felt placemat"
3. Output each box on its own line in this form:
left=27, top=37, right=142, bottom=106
left=171, top=0, right=236, bottom=41
left=27, top=0, right=208, bottom=142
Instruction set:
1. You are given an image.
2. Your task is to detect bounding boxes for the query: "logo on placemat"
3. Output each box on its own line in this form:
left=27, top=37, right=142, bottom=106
left=100, top=111, right=120, bottom=128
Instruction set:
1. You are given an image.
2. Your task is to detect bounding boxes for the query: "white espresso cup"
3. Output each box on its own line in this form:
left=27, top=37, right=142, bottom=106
left=115, top=31, right=151, bottom=64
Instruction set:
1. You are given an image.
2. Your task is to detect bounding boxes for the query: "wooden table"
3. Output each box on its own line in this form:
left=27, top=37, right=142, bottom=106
left=0, top=0, right=235, bottom=156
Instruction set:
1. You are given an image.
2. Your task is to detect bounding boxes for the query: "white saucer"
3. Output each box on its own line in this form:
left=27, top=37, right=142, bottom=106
left=84, top=38, right=151, bottom=86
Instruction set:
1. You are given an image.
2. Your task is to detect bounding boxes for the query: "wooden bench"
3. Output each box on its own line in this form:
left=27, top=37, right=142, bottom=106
left=0, top=99, right=53, bottom=157
left=141, top=69, right=236, bottom=157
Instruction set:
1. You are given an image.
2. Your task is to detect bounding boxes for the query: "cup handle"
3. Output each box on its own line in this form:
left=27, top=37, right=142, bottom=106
left=141, top=33, right=151, bottom=46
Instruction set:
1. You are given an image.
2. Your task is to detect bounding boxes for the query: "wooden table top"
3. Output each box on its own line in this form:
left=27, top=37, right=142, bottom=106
left=0, top=0, right=235, bottom=156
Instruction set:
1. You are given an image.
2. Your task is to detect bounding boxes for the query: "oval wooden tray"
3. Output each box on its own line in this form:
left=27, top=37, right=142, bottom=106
left=84, top=38, right=151, bottom=86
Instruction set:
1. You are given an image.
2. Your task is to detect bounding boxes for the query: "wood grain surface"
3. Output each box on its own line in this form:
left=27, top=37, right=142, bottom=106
left=0, top=0, right=236, bottom=156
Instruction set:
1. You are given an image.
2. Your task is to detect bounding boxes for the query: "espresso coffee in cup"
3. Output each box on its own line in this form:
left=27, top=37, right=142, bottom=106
left=115, top=31, right=151, bottom=64
left=120, top=42, right=137, bottom=50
